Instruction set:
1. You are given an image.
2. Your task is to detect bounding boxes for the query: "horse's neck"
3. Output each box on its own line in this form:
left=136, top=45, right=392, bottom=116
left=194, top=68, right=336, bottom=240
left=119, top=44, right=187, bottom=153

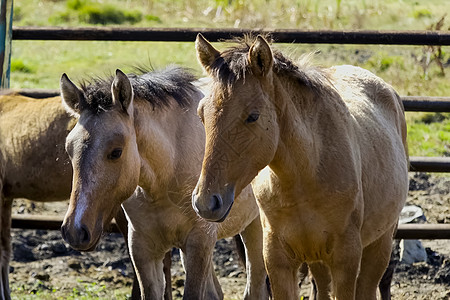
left=133, top=100, right=205, bottom=201
left=268, top=74, right=327, bottom=189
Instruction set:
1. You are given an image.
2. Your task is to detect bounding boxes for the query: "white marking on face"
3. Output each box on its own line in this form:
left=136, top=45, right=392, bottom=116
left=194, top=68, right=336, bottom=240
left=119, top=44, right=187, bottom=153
left=74, top=191, right=90, bottom=226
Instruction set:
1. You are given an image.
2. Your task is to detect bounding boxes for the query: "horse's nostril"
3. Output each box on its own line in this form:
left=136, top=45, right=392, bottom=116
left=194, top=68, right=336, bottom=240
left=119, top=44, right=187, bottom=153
left=211, top=194, right=223, bottom=211
left=80, top=224, right=91, bottom=244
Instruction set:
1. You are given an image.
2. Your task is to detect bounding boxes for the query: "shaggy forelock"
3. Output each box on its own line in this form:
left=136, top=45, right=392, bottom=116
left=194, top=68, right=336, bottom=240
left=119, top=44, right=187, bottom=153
left=208, top=35, right=256, bottom=86
left=208, top=35, right=331, bottom=94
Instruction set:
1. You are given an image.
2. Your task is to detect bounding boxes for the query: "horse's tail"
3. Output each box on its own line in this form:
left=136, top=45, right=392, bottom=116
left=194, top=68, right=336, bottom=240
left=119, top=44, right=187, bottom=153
left=394, top=90, right=410, bottom=168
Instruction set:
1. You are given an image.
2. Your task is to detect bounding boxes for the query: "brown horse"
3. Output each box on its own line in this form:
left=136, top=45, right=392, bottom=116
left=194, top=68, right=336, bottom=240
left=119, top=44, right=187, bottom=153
left=0, top=92, right=142, bottom=300
left=192, top=34, right=409, bottom=300
left=59, top=66, right=269, bottom=299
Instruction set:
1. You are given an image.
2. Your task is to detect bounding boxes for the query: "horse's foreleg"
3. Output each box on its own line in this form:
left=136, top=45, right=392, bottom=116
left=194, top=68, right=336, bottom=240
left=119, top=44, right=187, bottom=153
left=181, top=228, right=221, bottom=300
left=308, top=262, right=332, bottom=300
left=328, top=232, right=362, bottom=300
left=114, top=208, right=142, bottom=300
left=128, top=229, right=166, bottom=300
left=239, top=217, right=270, bottom=300
left=263, top=233, right=300, bottom=300
left=0, top=196, right=12, bottom=300
left=356, top=225, right=396, bottom=300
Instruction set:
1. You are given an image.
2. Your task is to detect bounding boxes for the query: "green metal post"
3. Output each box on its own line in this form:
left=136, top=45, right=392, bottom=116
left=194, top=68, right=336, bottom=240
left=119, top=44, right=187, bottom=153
left=0, top=0, right=13, bottom=89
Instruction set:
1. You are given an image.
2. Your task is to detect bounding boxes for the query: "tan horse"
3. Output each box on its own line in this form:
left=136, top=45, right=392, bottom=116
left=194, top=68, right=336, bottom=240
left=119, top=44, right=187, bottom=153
left=59, top=66, right=269, bottom=300
left=192, top=34, right=409, bottom=300
left=0, top=92, right=142, bottom=300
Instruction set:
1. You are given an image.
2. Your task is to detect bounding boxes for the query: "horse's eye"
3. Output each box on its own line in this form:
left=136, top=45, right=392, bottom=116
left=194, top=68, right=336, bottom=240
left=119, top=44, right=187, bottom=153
left=108, top=148, right=122, bottom=160
left=246, top=112, right=260, bottom=124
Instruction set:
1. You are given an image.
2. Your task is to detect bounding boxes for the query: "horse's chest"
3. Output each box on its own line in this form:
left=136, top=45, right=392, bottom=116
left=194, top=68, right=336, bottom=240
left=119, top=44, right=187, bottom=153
left=261, top=200, right=339, bottom=261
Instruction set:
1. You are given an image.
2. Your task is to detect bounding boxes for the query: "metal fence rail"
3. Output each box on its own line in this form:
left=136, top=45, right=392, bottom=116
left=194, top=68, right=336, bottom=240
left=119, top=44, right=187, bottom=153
left=12, top=26, right=450, bottom=45
left=12, top=214, right=450, bottom=239
left=402, top=96, right=450, bottom=112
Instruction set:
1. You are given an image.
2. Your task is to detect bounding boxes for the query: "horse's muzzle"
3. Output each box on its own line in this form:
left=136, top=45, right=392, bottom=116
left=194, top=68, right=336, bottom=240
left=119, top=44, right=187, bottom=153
left=191, top=184, right=235, bottom=222
left=61, top=221, right=99, bottom=251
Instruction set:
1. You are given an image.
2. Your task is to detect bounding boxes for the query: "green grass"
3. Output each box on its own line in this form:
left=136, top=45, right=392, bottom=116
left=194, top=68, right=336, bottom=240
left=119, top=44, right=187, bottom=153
left=11, top=281, right=130, bottom=300
left=10, top=59, right=35, bottom=73
left=8, top=0, right=450, bottom=160
left=406, top=112, right=450, bottom=157
left=51, top=0, right=143, bottom=25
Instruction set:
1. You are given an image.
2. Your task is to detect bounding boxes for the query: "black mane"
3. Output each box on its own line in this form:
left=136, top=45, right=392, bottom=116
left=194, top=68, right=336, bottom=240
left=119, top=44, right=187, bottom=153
left=79, top=65, right=198, bottom=114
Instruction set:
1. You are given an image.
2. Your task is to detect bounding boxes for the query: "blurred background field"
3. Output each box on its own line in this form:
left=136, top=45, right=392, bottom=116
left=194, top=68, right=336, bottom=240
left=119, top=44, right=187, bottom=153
left=9, top=0, right=450, bottom=155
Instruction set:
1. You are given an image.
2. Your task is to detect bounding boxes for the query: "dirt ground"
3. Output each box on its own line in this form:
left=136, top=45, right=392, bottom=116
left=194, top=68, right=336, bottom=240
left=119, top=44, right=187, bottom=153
left=8, top=172, right=450, bottom=299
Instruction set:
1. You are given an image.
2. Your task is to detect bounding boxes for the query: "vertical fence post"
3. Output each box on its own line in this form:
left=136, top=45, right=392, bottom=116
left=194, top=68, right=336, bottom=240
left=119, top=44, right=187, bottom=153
left=0, top=0, right=13, bottom=89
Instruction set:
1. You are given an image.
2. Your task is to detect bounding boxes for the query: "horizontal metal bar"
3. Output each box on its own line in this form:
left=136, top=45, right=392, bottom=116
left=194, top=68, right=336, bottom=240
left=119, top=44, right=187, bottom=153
left=402, top=96, right=450, bottom=112
left=409, top=156, right=450, bottom=173
left=12, top=26, right=450, bottom=45
left=395, top=224, right=450, bottom=240
left=11, top=214, right=450, bottom=239
left=11, top=214, right=120, bottom=233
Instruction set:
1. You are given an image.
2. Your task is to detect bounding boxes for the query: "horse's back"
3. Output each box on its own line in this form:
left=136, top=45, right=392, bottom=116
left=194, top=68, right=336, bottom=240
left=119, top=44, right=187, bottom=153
left=0, top=94, right=74, bottom=201
left=330, top=65, right=407, bottom=157
left=331, top=65, right=404, bottom=120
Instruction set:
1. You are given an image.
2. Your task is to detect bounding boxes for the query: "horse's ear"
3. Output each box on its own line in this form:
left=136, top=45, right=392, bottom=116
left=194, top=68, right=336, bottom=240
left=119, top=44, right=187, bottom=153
left=112, top=69, right=134, bottom=115
left=248, top=35, right=273, bottom=77
left=60, top=73, right=84, bottom=117
left=195, top=33, right=220, bottom=73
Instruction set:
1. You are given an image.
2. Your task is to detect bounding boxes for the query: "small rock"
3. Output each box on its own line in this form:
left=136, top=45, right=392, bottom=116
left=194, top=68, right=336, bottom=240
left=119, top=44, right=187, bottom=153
left=174, top=278, right=185, bottom=288
left=99, top=274, right=114, bottom=282
left=39, top=243, right=50, bottom=251
left=13, top=244, right=35, bottom=262
left=32, top=272, right=50, bottom=281
left=17, top=206, right=26, bottom=214
left=67, top=259, right=82, bottom=270
left=51, top=242, right=68, bottom=255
